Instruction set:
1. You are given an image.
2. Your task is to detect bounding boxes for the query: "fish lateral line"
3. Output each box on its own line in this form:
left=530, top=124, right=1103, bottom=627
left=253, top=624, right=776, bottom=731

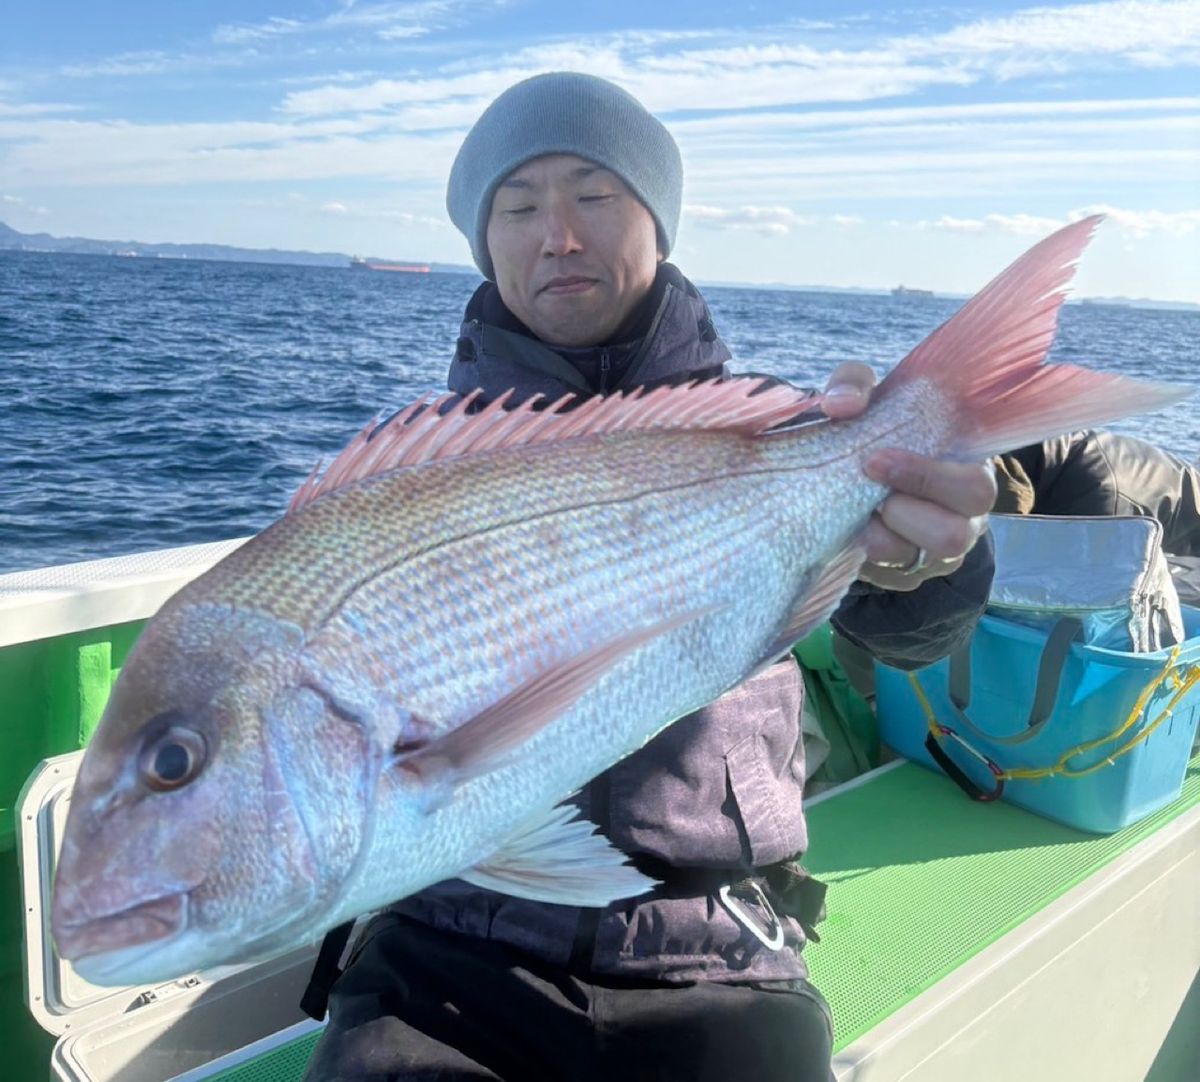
left=302, top=454, right=857, bottom=640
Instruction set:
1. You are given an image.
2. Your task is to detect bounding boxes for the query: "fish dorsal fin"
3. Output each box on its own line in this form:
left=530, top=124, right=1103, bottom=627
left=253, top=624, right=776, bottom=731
left=289, top=378, right=817, bottom=513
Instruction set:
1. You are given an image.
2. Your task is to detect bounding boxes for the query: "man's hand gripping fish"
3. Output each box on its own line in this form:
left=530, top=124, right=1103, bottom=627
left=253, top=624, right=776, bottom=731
left=51, top=217, right=1190, bottom=985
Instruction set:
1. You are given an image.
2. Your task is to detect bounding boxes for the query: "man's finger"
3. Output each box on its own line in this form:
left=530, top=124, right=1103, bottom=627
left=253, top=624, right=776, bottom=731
left=864, top=451, right=996, bottom=517
left=822, top=362, right=877, bottom=419
left=874, top=495, right=986, bottom=559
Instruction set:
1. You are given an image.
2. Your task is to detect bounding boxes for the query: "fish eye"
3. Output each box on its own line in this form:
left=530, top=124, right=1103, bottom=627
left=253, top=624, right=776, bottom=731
left=139, top=726, right=208, bottom=792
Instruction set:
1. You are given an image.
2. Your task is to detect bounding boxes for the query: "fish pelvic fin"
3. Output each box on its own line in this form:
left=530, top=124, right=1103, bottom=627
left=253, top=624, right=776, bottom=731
left=875, top=215, right=1191, bottom=460
left=460, top=803, right=656, bottom=907
left=288, top=379, right=818, bottom=512
left=392, top=604, right=726, bottom=794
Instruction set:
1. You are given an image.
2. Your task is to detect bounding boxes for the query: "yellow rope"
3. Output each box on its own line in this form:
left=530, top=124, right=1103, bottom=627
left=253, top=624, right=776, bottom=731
left=907, top=646, right=1200, bottom=783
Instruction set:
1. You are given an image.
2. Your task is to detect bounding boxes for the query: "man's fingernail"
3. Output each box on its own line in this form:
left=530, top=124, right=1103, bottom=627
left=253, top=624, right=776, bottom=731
left=826, top=383, right=864, bottom=400
left=864, top=451, right=898, bottom=483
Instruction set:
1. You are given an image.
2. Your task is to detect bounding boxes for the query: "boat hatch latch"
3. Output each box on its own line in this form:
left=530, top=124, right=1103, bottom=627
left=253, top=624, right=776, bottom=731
left=131, top=974, right=202, bottom=1010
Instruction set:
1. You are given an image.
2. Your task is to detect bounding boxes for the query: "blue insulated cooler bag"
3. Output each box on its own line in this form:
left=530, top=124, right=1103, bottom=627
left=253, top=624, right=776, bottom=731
left=876, top=515, right=1200, bottom=833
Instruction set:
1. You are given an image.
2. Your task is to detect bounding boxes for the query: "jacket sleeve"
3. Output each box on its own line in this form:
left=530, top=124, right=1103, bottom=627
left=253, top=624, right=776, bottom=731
left=830, top=531, right=995, bottom=671
left=998, top=431, right=1200, bottom=557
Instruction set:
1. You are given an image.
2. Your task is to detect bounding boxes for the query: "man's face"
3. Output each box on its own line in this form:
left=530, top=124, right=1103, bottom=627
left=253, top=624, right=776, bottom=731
left=486, top=154, right=662, bottom=347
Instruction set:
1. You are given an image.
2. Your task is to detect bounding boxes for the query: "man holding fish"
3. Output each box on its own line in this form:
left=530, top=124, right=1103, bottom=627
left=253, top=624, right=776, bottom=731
left=300, top=71, right=998, bottom=1082
left=51, top=70, right=1186, bottom=1082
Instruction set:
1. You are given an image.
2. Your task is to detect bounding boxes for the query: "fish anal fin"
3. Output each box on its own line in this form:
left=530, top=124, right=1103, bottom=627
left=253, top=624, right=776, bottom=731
left=392, top=604, right=724, bottom=791
left=460, top=803, right=657, bottom=906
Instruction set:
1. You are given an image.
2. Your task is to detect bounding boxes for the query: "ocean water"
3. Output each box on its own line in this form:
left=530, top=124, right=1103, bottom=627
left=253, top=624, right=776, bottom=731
left=1, top=249, right=1196, bottom=575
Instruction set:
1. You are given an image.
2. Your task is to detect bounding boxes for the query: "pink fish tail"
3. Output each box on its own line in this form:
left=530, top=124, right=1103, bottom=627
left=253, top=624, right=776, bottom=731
left=876, top=215, right=1189, bottom=460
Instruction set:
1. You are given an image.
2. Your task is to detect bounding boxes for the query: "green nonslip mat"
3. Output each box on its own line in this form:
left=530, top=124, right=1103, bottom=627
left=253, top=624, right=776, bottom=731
left=209, top=1031, right=322, bottom=1082
left=802, top=754, right=1200, bottom=1052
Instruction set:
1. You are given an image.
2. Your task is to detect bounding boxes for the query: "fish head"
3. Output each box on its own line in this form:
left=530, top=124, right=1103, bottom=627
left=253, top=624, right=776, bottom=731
left=51, top=598, right=381, bottom=986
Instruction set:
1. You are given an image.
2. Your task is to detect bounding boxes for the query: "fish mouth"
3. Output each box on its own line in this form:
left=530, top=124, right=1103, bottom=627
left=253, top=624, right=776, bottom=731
left=54, top=892, right=186, bottom=963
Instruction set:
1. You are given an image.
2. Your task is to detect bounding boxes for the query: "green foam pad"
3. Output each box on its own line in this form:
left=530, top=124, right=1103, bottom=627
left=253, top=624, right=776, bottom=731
left=209, top=1031, right=322, bottom=1082
left=804, top=754, right=1200, bottom=1051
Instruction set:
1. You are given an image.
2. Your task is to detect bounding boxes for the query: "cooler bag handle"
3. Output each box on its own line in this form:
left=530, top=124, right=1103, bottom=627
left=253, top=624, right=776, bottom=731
left=947, top=616, right=1084, bottom=745
left=921, top=615, right=1081, bottom=802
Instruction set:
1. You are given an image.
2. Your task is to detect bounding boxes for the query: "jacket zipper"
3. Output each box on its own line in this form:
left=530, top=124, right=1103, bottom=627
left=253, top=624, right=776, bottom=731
left=599, top=348, right=611, bottom=393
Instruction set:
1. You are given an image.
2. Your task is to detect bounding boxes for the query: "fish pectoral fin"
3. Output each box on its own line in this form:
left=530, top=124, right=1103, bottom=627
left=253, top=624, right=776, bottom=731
left=758, top=540, right=868, bottom=666
left=391, top=605, right=722, bottom=791
left=459, top=803, right=657, bottom=906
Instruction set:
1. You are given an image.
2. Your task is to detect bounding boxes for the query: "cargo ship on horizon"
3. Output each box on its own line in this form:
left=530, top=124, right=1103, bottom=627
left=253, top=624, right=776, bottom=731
left=350, top=256, right=432, bottom=273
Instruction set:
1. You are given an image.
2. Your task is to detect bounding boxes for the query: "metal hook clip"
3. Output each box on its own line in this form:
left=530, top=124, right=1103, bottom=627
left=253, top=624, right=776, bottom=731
left=719, top=880, right=786, bottom=951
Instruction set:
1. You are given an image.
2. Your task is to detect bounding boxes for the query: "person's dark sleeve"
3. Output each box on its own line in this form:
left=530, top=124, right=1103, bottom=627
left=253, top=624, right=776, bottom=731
left=830, top=531, right=995, bottom=671
left=1002, top=431, right=1200, bottom=557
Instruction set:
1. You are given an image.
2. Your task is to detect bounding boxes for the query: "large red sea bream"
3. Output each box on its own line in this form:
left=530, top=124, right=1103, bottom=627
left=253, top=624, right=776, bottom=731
left=51, top=217, right=1189, bottom=985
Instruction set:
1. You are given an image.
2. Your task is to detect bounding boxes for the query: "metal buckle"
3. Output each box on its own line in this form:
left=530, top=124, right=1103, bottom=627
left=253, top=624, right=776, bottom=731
left=719, top=881, right=786, bottom=951
left=937, top=725, right=1006, bottom=802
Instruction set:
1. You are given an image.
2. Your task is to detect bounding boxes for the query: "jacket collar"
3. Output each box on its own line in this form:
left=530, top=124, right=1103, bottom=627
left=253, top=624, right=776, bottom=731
left=448, top=263, right=731, bottom=405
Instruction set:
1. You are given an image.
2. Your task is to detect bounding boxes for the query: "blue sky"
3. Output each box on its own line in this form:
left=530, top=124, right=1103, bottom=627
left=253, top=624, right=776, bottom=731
left=1, top=1, right=1197, bottom=300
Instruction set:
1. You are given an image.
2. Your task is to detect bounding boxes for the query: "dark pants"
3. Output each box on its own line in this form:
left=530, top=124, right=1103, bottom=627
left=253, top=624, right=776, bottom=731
left=301, top=913, right=835, bottom=1082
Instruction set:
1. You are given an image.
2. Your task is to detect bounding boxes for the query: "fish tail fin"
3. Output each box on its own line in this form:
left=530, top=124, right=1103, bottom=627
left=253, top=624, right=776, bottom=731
left=876, top=215, right=1190, bottom=460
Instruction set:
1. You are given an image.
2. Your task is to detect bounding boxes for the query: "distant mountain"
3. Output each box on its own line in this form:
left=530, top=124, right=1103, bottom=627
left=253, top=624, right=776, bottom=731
left=1070, top=296, right=1199, bottom=312
left=0, top=220, right=478, bottom=276
left=699, top=278, right=888, bottom=296
left=2, top=222, right=1195, bottom=310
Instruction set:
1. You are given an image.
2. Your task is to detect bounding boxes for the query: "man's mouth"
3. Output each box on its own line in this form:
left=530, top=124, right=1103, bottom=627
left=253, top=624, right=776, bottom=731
left=540, top=276, right=597, bottom=295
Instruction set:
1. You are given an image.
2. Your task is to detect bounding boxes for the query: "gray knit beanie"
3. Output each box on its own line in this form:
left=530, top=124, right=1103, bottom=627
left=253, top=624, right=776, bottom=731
left=446, top=72, right=682, bottom=280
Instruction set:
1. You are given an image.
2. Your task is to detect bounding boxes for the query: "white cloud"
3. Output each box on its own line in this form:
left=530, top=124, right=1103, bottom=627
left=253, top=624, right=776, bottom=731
left=315, top=196, right=444, bottom=226
left=901, top=0, right=1200, bottom=64
left=0, top=101, right=82, bottom=117
left=686, top=205, right=817, bottom=236
left=1070, top=203, right=1200, bottom=237
left=910, top=206, right=1200, bottom=239
left=61, top=51, right=175, bottom=78
left=0, top=113, right=464, bottom=187
left=669, top=96, right=1200, bottom=137
left=212, top=17, right=304, bottom=46
left=213, top=0, right=493, bottom=48
left=1, top=192, right=49, bottom=216
left=270, top=1, right=1200, bottom=126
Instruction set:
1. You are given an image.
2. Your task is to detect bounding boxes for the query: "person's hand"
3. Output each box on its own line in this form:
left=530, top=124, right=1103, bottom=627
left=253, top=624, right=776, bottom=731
left=822, top=362, right=995, bottom=592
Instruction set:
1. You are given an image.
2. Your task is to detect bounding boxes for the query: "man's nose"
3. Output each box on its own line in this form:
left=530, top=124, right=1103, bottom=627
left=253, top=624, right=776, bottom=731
left=541, top=202, right=583, bottom=257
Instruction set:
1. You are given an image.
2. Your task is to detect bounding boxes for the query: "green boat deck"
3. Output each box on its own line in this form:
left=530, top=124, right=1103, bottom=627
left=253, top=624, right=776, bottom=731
left=804, top=754, right=1200, bottom=1053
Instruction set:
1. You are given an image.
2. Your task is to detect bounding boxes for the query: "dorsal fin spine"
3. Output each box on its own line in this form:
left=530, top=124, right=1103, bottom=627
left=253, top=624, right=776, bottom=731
left=287, top=378, right=817, bottom=515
